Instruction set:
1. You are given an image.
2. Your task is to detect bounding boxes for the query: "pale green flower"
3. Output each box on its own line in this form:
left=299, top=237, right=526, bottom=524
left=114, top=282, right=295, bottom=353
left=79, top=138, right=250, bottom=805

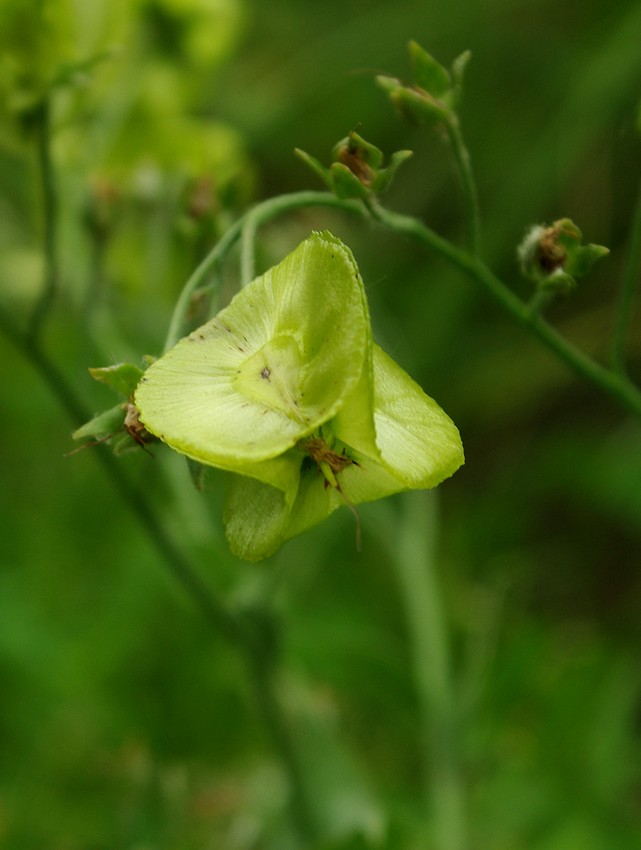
left=135, top=231, right=463, bottom=560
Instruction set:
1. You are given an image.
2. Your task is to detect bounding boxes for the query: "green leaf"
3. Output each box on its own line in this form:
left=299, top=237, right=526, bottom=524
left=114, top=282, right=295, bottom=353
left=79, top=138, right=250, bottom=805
left=72, top=404, right=124, bottom=442
left=135, top=231, right=370, bottom=470
left=89, top=363, right=144, bottom=397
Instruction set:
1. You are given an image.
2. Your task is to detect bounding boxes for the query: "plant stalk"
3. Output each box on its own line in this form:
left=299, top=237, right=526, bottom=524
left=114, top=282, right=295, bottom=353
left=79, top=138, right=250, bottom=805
left=164, top=191, right=365, bottom=349
left=395, top=491, right=465, bottom=850
left=445, top=115, right=481, bottom=257
left=29, top=98, right=59, bottom=338
left=366, top=201, right=641, bottom=420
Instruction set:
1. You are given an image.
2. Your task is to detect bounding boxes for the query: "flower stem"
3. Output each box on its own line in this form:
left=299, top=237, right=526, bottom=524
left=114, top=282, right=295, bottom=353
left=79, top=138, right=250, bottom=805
left=0, top=303, right=319, bottom=843
left=611, top=176, right=641, bottom=374
left=240, top=213, right=258, bottom=287
left=247, top=652, right=319, bottom=842
left=395, top=491, right=465, bottom=850
left=445, top=115, right=481, bottom=257
left=366, top=201, right=641, bottom=420
left=170, top=188, right=641, bottom=420
left=164, top=192, right=365, bottom=349
left=164, top=217, right=244, bottom=351
left=29, top=98, right=59, bottom=338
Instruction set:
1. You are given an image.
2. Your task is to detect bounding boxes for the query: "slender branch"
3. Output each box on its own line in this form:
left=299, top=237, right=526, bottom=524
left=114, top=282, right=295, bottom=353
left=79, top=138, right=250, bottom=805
left=29, top=98, right=59, bottom=338
left=611, top=176, right=641, bottom=374
left=366, top=201, right=641, bottom=420
left=0, top=304, right=320, bottom=842
left=164, top=191, right=365, bottom=350
left=445, top=115, right=481, bottom=257
left=240, top=213, right=258, bottom=287
left=247, top=652, right=319, bottom=842
left=1, top=305, right=245, bottom=646
left=164, top=216, right=244, bottom=351
left=394, top=492, right=466, bottom=850
left=170, top=186, right=641, bottom=421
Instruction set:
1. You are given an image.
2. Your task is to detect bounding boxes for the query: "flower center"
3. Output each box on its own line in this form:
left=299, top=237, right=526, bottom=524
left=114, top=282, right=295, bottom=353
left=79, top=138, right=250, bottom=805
left=233, top=334, right=308, bottom=423
left=299, top=435, right=356, bottom=489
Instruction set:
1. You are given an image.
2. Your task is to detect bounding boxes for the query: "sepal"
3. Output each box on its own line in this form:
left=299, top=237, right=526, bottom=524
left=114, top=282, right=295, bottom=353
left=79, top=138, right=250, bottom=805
left=377, top=42, right=472, bottom=128
left=518, top=218, right=609, bottom=297
left=296, top=132, right=412, bottom=199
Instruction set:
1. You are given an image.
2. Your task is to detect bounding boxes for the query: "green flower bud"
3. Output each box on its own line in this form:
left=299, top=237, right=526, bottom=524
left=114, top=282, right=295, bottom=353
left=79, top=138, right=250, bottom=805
left=72, top=362, right=156, bottom=454
left=518, top=219, right=609, bottom=295
left=296, top=132, right=412, bottom=200
left=377, top=42, right=471, bottom=128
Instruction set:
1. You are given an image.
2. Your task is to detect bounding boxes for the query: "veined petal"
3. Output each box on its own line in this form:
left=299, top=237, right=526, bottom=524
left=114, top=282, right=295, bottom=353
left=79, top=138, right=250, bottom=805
left=371, top=344, right=464, bottom=488
left=224, top=475, right=296, bottom=562
left=135, top=232, right=369, bottom=470
left=224, top=344, right=464, bottom=561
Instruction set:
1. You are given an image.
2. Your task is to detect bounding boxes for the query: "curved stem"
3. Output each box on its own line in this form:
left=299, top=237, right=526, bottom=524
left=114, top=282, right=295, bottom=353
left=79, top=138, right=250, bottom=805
left=611, top=176, right=641, bottom=374
left=169, top=187, right=641, bottom=420
left=240, top=213, right=258, bottom=287
left=164, top=191, right=365, bottom=350
left=29, top=98, right=59, bottom=338
left=164, top=217, right=244, bottom=351
left=445, top=115, right=481, bottom=257
left=395, top=491, right=465, bottom=850
left=367, top=201, right=641, bottom=420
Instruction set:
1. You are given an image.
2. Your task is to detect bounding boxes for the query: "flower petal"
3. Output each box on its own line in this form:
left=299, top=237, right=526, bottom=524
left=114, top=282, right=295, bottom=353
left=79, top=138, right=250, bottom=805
left=223, top=344, right=464, bottom=561
left=135, top=232, right=369, bottom=470
left=370, top=344, right=464, bottom=488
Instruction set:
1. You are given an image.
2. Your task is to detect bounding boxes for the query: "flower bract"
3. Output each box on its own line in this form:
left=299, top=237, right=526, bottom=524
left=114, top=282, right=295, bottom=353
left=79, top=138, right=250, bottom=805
left=134, top=231, right=463, bottom=560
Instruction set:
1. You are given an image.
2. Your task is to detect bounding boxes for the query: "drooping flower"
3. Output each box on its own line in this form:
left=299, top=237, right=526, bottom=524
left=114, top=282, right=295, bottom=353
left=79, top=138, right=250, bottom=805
left=134, top=231, right=463, bottom=560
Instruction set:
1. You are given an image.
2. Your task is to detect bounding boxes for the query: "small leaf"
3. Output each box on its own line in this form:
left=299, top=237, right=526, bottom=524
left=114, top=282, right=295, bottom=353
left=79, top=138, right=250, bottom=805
left=294, top=148, right=333, bottom=189
left=89, top=363, right=144, bottom=397
left=72, top=404, right=125, bottom=442
left=409, top=40, right=451, bottom=96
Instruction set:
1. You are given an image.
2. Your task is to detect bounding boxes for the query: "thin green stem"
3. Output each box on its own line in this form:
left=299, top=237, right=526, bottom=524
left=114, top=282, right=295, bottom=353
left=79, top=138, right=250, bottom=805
left=29, top=98, right=59, bottom=338
left=612, top=176, right=641, bottom=374
left=164, top=191, right=365, bottom=350
left=0, top=305, right=245, bottom=646
left=240, top=213, right=258, bottom=287
left=0, top=304, right=319, bottom=843
left=367, top=201, right=641, bottom=420
left=164, top=217, right=244, bottom=351
left=170, top=187, right=641, bottom=420
left=247, top=653, right=319, bottom=843
left=445, top=115, right=481, bottom=257
left=395, top=492, right=465, bottom=850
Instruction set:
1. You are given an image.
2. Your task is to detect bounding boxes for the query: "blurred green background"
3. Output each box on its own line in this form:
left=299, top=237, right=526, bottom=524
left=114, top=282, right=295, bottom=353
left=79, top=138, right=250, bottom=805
left=2, top=0, right=641, bottom=848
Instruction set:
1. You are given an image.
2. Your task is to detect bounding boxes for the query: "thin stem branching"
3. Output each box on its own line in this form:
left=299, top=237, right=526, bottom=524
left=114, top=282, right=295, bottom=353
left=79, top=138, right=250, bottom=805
left=164, top=191, right=364, bottom=350
left=366, top=200, right=641, bottom=420
left=395, top=492, right=466, bottom=850
left=29, top=98, right=59, bottom=339
left=445, top=115, right=481, bottom=257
